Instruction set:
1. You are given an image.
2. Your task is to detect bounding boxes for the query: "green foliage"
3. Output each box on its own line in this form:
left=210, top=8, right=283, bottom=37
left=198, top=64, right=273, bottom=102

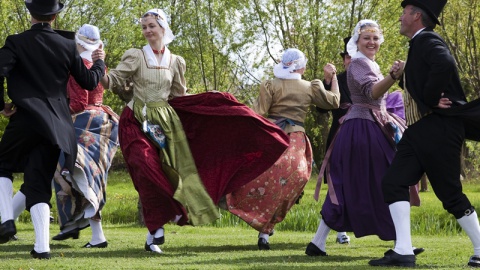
left=1, top=0, right=480, bottom=174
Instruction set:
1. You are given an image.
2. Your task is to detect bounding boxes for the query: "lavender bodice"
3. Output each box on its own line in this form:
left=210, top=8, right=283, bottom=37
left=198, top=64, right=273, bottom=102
left=344, top=57, right=387, bottom=122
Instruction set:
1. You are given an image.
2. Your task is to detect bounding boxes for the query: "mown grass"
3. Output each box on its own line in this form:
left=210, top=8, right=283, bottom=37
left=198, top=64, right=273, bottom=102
left=5, top=169, right=480, bottom=269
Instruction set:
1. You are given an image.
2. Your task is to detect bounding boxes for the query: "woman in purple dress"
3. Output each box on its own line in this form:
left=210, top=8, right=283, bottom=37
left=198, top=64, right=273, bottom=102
left=305, top=19, right=420, bottom=256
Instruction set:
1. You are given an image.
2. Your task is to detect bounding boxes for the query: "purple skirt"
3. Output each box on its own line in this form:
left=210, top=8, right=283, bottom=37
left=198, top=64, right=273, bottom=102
left=320, top=118, right=395, bottom=241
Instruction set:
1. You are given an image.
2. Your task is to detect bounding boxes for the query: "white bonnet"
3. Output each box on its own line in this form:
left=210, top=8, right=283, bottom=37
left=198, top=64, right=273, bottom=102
left=75, top=24, right=103, bottom=51
left=273, top=48, right=308, bottom=79
left=346, top=19, right=384, bottom=58
left=142, top=9, right=175, bottom=45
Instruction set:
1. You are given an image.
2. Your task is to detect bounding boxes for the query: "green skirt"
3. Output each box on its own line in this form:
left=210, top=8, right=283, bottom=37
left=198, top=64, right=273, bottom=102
left=133, top=98, right=219, bottom=225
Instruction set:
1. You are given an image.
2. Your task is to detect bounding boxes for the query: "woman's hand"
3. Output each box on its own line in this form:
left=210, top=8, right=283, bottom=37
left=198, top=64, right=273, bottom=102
left=92, top=43, right=105, bottom=62
left=323, top=63, right=337, bottom=84
left=389, top=60, right=405, bottom=80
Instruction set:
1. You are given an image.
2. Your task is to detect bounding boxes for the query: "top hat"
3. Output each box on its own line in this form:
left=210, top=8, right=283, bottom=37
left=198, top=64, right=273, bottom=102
left=401, top=0, right=447, bottom=25
left=25, top=0, right=65, bottom=16
left=340, top=36, right=351, bottom=57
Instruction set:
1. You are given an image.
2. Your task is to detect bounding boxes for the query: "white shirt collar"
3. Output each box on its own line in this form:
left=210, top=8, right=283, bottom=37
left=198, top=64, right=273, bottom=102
left=412, top=27, right=426, bottom=40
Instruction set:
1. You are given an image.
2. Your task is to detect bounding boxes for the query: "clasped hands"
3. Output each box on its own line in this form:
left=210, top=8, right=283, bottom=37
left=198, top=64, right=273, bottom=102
left=389, top=60, right=451, bottom=109
left=323, top=63, right=337, bottom=84
left=389, top=60, right=405, bottom=80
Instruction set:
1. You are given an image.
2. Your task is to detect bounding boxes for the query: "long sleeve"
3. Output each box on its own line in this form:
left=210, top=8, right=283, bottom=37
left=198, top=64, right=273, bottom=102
left=107, top=49, right=141, bottom=95
left=311, top=79, right=340, bottom=110
left=170, top=55, right=187, bottom=98
left=252, top=80, right=273, bottom=117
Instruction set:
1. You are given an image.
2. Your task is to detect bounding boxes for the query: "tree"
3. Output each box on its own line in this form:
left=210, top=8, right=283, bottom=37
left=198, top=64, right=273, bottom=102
left=1, top=0, right=480, bottom=176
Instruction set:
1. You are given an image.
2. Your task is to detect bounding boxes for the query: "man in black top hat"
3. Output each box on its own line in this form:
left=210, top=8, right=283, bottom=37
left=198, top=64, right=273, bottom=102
left=0, top=0, right=105, bottom=259
left=369, top=0, right=480, bottom=267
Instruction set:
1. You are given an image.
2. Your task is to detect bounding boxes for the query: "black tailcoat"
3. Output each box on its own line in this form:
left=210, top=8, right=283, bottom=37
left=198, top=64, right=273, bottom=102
left=0, top=23, right=105, bottom=173
left=400, top=28, right=480, bottom=141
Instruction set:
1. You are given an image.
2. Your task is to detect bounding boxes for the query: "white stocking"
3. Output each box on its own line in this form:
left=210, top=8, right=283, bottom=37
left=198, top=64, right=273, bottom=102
left=31, top=203, right=50, bottom=253
left=12, top=191, right=26, bottom=220
left=89, top=219, right=106, bottom=245
left=311, top=219, right=331, bottom=251
left=258, top=232, right=269, bottom=241
left=390, top=201, right=413, bottom=255
left=458, top=210, right=480, bottom=256
left=0, top=177, right=13, bottom=222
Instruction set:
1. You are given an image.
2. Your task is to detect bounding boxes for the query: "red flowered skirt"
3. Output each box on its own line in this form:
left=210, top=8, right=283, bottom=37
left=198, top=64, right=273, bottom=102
left=225, top=132, right=312, bottom=234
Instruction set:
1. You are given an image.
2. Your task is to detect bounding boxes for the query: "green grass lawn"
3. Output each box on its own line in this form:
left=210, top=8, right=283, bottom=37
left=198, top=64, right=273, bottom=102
left=4, top=170, right=480, bottom=269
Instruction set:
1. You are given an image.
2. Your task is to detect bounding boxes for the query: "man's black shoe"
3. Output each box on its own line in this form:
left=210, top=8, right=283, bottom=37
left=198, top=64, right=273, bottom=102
left=30, top=249, right=51, bottom=260
left=0, top=220, right=16, bottom=244
left=369, top=249, right=415, bottom=267
left=305, top=242, right=327, bottom=256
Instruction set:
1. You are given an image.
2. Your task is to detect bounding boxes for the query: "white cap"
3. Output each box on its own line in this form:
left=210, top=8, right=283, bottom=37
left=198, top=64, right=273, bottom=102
left=273, top=48, right=307, bottom=79
left=75, top=24, right=103, bottom=51
left=346, top=19, right=384, bottom=58
left=143, top=9, right=175, bottom=45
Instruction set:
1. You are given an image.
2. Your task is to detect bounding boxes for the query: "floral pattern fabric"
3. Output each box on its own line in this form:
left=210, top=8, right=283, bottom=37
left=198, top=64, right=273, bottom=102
left=226, top=132, right=312, bottom=234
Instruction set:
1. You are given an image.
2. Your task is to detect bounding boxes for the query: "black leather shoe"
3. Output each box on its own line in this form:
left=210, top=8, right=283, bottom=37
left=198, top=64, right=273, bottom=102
left=369, top=249, right=415, bottom=267
left=0, top=220, right=16, bottom=244
left=0, top=235, right=8, bottom=244
left=144, top=242, right=162, bottom=254
left=153, top=236, right=164, bottom=245
left=30, top=249, right=51, bottom=260
left=384, top=247, right=424, bottom=256
left=305, top=242, right=327, bottom=256
left=258, top=238, right=270, bottom=250
left=83, top=241, right=108, bottom=248
left=413, top=247, right=425, bottom=256
left=52, top=228, right=79, bottom=241
left=469, top=255, right=480, bottom=267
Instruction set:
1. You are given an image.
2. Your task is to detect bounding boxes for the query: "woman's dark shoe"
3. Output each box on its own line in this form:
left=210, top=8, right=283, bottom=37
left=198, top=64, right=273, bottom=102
left=52, top=228, right=79, bottom=241
left=305, top=242, right=328, bottom=256
left=30, top=249, right=51, bottom=260
left=144, top=242, right=163, bottom=254
left=83, top=241, right=108, bottom=248
left=258, top=238, right=270, bottom=250
left=413, top=247, right=425, bottom=256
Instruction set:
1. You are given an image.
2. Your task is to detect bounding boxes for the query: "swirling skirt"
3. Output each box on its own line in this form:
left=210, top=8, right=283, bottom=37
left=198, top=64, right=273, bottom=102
left=54, top=108, right=119, bottom=230
left=320, top=118, right=396, bottom=240
left=225, top=132, right=312, bottom=234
